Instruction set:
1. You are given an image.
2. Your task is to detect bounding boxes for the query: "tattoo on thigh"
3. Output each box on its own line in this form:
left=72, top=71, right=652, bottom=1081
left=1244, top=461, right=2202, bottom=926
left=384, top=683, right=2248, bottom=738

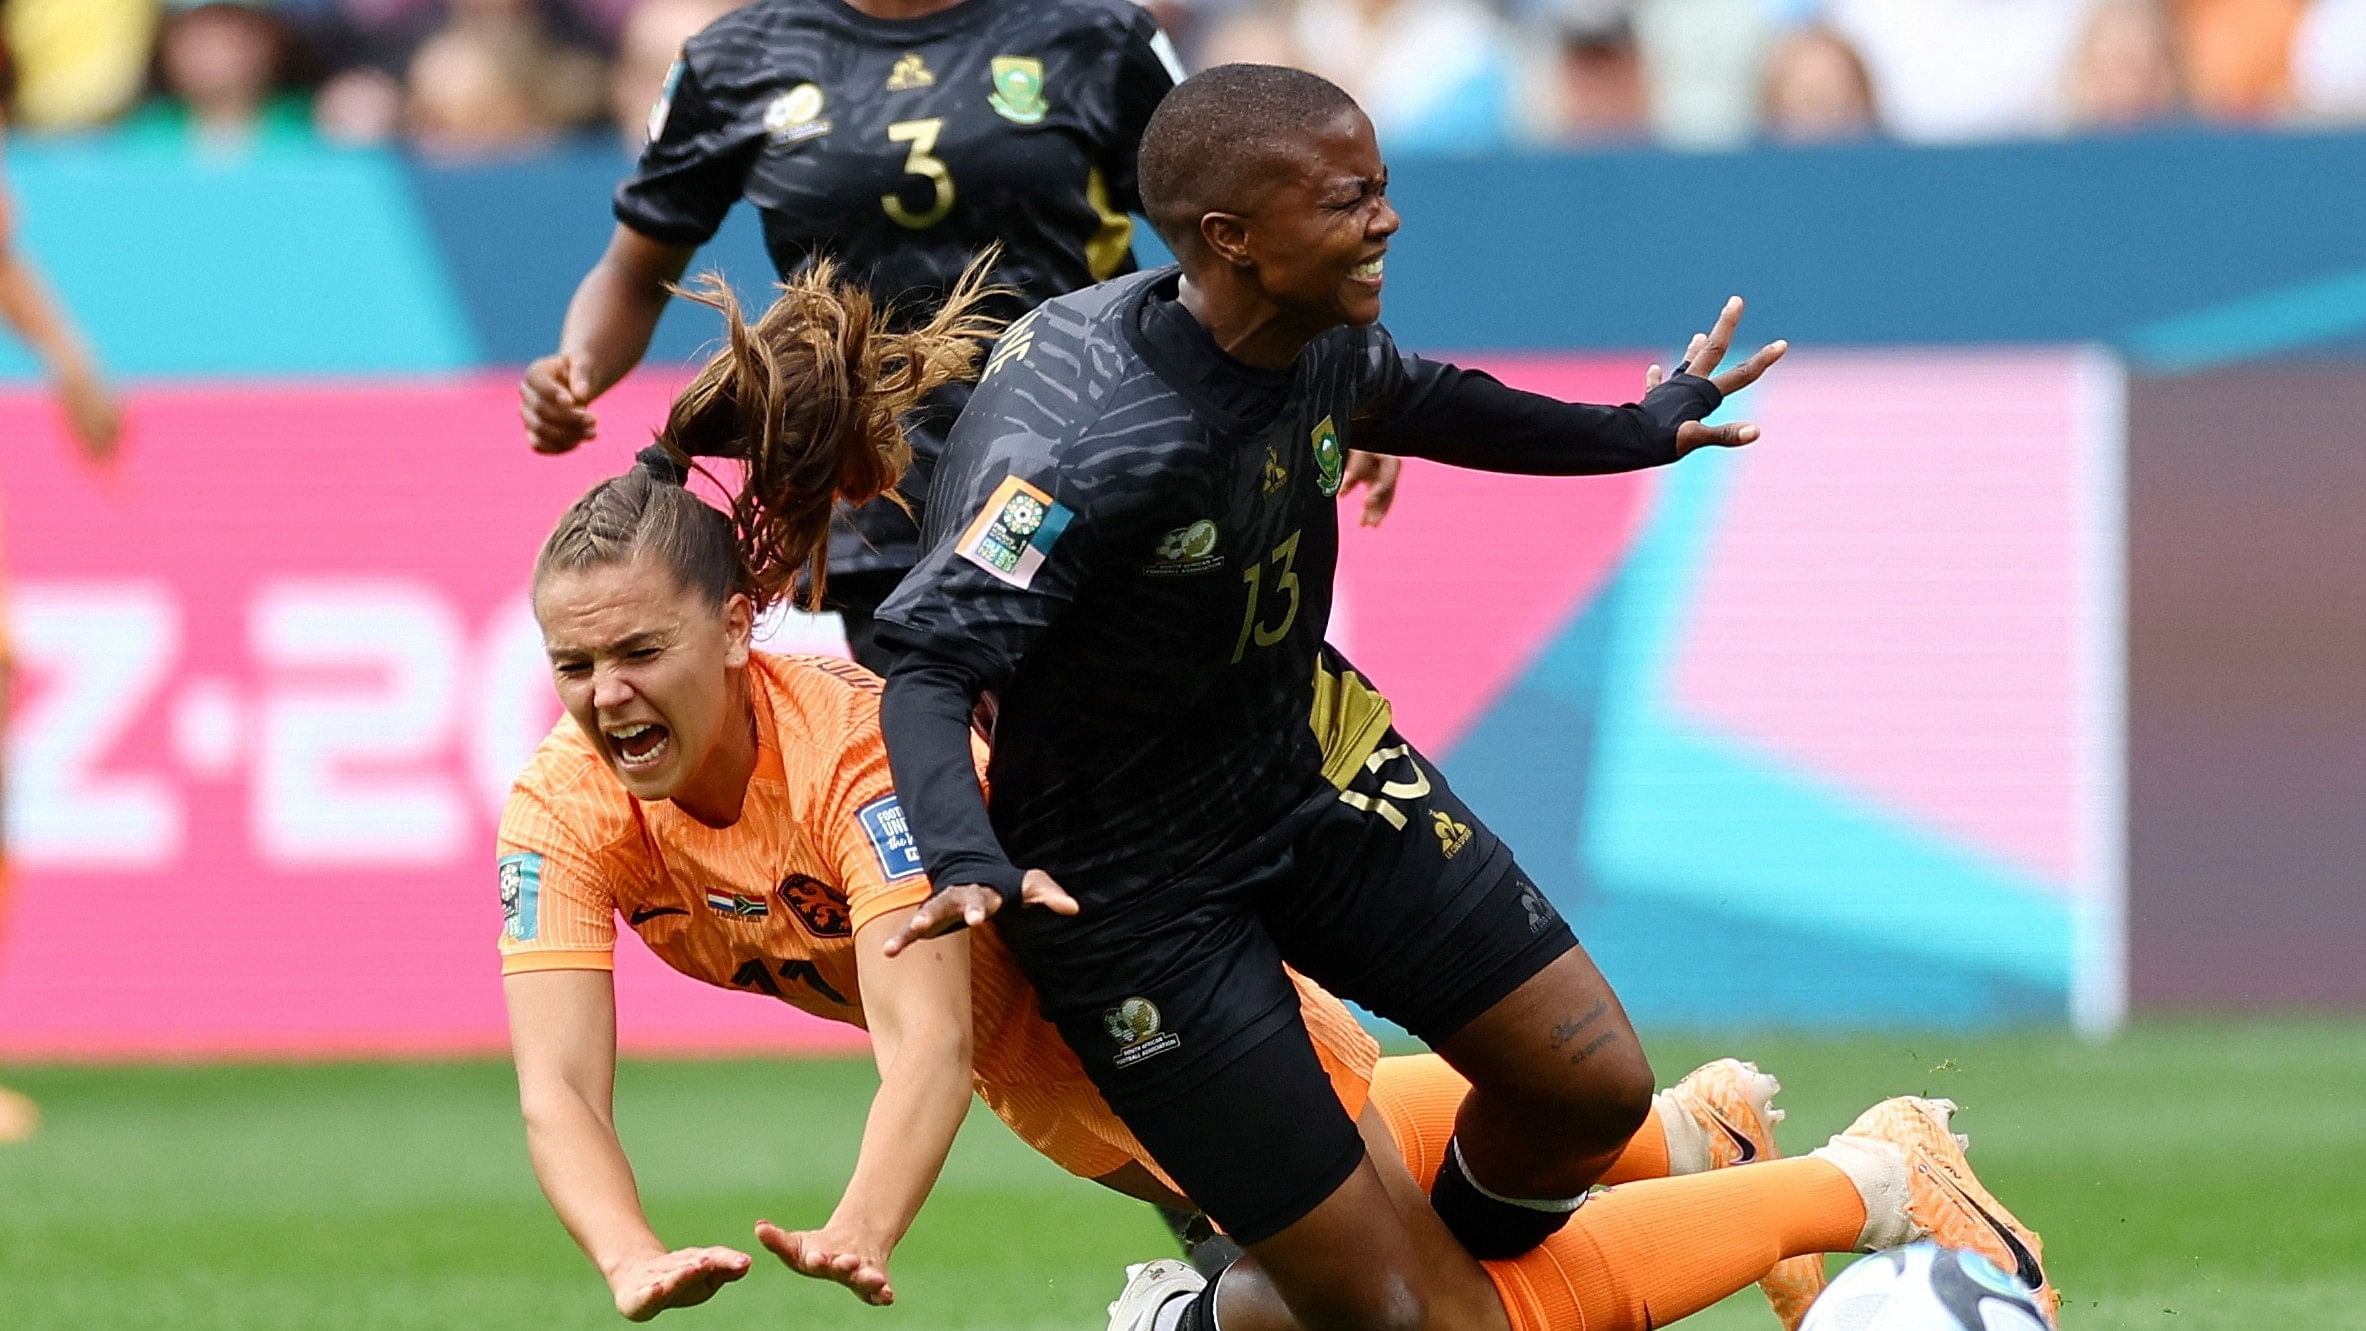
left=1548, top=999, right=1609, bottom=1051
left=1566, top=1031, right=1619, bottom=1066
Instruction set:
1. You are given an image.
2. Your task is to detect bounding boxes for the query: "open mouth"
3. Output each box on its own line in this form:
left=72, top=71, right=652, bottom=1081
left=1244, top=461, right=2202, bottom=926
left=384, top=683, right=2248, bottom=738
left=1349, top=255, right=1385, bottom=284
left=605, top=722, right=672, bottom=772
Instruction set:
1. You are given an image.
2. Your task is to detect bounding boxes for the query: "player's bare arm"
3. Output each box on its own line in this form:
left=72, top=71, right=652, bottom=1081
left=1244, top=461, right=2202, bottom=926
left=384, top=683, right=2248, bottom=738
left=521, top=226, right=696, bottom=454
left=0, top=190, right=123, bottom=461
left=504, top=969, right=753, bottom=1320
left=757, top=908, right=978, bottom=1306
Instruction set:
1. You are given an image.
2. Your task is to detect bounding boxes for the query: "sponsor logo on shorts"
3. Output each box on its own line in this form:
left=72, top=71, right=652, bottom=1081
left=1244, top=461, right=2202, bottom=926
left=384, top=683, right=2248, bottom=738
left=1517, top=879, right=1558, bottom=935
left=779, top=874, right=851, bottom=937
left=958, top=475, right=1074, bottom=589
left=705, top=889, right=771, bottom=920
left=1103, top=996, right=1182, bottom=1069
left=858, top=794, right=926, bottom=880
left=1432, top=810, right=1472, bottom=859
left=1145, top=519, right=1222, bottom=576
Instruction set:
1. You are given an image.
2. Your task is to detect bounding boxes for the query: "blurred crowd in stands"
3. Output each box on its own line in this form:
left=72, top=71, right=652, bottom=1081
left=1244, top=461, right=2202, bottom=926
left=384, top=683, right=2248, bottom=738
left=2, top=0, right=2363, bottom=158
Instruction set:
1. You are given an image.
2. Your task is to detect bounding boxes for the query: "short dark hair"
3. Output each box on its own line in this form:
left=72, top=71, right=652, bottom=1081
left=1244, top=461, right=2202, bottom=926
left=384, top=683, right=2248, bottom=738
left=1137, top=64, right=1362, bottom=255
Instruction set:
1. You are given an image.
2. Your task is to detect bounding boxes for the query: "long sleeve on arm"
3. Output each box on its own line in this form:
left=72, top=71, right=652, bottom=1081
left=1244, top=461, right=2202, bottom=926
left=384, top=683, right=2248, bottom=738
left=881, top=650, right=1026, bottom=903
left=1355, top=337, right=1723, bottom=475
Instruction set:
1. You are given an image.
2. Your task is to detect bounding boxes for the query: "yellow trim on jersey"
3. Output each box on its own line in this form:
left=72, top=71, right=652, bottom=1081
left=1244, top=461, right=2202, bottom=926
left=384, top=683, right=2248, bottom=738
left=500, top=949, right=616, bottom=976
left=1311, top=660, right=1395, bottom=791
left=1083, top=168, right=1134, bottom=282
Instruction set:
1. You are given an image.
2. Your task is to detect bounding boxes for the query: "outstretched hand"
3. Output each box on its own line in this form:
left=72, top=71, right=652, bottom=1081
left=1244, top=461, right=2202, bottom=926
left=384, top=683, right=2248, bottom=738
left=606, top=1246, right=752, bottom=1322
left=1339, top=450, right=1400, bottom=527
left=1646, top=296, right=1787, bottom=455
left=520, top=353, right=601, bottom=454
left=757, top=1220, right=896, bottom=1307
left=880, top=869, right=1079, bottom=958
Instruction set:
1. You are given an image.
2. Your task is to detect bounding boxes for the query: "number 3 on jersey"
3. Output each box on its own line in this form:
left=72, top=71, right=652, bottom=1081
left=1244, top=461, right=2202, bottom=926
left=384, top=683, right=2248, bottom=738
left=1232, top=529, right=1302, bottom=663
left=884, top=118, right=956, bottom=229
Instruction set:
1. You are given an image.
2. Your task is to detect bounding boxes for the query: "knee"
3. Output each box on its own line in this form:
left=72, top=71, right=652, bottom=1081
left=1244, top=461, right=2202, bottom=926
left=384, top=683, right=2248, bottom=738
left=1292, top=1270, right=1428, bottom=1331
left=1556, top=1046, right=1655, bottom=1151
left=1496, top=1046, right=1655, bottom=1156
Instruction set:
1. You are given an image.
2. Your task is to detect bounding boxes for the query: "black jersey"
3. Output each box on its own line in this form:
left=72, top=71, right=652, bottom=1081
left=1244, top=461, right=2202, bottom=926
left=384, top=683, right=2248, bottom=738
left=619, top=0, right=1175, bottom=320
left=618, top=0, right=1176, bottom=577
left=875, top=268, right=1723, bottom=897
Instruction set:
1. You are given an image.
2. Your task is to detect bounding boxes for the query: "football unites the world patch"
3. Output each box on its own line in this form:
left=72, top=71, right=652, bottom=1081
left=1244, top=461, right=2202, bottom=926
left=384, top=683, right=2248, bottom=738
left=499, top=852, right=544, bottom=942
left=958, top=475, right=1074, bottom=588
left=858, top=794, right=926, bottom=880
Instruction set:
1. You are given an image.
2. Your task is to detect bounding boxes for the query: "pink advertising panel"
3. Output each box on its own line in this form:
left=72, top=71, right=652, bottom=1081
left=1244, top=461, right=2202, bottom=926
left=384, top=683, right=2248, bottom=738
left=0, top=357, right=1656, bottom=1058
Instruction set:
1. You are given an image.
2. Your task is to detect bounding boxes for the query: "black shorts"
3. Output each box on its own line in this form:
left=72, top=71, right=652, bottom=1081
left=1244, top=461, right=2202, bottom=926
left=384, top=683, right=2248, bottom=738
left=997, top=731, right=1576, bottom=1241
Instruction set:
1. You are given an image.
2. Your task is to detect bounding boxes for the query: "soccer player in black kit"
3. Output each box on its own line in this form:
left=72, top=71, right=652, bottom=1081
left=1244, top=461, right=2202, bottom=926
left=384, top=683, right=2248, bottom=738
left=874, top=65, right=1787, bottom=1331
left=517, top=0, right=1185, bottom=671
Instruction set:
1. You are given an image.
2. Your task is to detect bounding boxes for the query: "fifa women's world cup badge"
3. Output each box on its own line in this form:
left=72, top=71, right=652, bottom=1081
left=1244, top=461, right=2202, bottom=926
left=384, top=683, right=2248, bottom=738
left=1104, top=997, right=1182, bottom=1068
left=989, top=56, right=1050, bottom=125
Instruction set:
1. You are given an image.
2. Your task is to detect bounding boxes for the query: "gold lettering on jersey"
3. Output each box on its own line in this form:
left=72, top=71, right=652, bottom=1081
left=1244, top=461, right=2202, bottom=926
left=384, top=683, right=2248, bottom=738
left=989, top=55, right=1049, bottom=125
left=887, top=52, right=935, bottom=91
left=764, top=83, right=831, bottom=146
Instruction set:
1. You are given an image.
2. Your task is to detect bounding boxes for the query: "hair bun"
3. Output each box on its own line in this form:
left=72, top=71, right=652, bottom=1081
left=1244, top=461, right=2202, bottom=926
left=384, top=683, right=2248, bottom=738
left=633, top=445, right=692, bottom=486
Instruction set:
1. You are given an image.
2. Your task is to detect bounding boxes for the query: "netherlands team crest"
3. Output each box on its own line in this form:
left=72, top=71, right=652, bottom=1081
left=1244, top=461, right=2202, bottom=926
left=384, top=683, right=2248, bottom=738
left=989, top=56, right=1049, bottom=124
left=778, top=874, right=851, bottom=938
left=1312, top=416, right=1345, bottom=496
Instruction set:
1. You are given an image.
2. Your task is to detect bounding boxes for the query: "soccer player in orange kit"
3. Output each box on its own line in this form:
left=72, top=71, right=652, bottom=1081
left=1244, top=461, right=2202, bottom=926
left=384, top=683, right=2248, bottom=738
left=1, top=120, right=122, bottom=1144
left=497, top=262, right=2054, bottom=1328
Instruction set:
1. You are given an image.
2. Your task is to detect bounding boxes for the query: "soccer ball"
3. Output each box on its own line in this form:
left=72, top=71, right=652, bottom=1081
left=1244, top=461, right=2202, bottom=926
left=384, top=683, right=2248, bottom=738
left=1800, top=1243, right=2053, bottom=1331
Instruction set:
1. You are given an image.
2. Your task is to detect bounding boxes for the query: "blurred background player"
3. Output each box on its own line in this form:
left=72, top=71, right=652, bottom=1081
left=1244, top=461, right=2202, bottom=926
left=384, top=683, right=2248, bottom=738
left=503, top=258, right=2050, bottom=1331
left=516, top=0, right=1188, bottom=672
left=0, top=114, right=121, bottom=1145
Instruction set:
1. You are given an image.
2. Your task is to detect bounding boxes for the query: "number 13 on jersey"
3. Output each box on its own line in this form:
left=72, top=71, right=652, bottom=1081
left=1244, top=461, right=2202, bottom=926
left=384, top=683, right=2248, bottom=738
left=1232, top=529, right=1302, bottom=663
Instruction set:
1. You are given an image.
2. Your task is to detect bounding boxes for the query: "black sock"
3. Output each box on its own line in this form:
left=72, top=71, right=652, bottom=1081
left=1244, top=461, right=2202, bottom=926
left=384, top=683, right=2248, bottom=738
left=1173, top=1283, right=1222, bottom=1331
left=1153, top=1206, right=1243, bottom=1280
left=1428, top=1135, right=1584, bottom=1260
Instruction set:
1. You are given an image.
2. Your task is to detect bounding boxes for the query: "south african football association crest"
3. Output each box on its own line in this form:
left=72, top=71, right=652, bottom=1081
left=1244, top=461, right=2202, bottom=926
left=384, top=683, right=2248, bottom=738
left=763, top=82, right=831, bottom=145
left=1103, top=996, right=1181, bottom=1068
left=989, top=56, right=1049, bottom=125
left=1312, top=416, right=1345, bottom=496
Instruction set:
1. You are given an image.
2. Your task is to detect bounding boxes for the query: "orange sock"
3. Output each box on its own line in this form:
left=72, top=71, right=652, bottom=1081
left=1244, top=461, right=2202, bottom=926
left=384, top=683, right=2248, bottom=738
left=1489, top=1159, right=1866, bottom=1331
left=1369, top=1054, right=1672, bottom=1188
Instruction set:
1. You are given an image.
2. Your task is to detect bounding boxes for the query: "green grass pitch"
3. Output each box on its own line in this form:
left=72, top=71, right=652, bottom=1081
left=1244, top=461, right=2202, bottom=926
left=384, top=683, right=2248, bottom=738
left=3, top=1021, right=2357, bottom=1329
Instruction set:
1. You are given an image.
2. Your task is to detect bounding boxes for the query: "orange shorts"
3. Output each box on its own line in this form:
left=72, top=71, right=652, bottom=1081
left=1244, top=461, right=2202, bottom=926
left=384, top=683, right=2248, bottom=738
left=977, top=969, right=1379, bottom=1192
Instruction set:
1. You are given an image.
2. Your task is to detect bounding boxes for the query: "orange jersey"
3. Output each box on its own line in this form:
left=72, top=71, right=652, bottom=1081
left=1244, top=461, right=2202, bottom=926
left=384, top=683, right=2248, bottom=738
left=496, top=650, right=1381, bottom=1183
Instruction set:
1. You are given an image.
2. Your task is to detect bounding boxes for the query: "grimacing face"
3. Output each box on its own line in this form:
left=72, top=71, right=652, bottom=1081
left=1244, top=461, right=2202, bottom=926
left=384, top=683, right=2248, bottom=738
left=1234, top=106, right=1399, bottom=331
left=533, top=554, right=753, bottom=806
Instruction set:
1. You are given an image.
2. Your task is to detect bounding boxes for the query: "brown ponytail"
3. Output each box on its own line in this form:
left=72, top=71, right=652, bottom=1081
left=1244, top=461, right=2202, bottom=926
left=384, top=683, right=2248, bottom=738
left=535, top=255, right=1004, bottom=615
left=655, top=254, right=1004, bottom=612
